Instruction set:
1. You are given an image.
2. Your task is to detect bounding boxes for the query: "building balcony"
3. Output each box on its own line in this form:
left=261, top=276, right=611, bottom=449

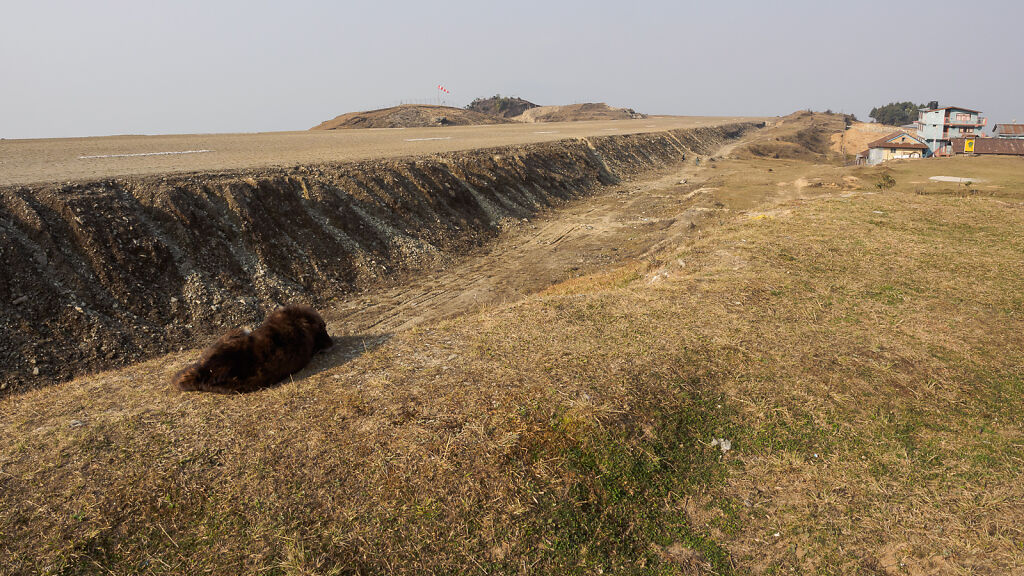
left=937, top=127, right=978, bottom=135
left=946, top=118, right=987, bottom=127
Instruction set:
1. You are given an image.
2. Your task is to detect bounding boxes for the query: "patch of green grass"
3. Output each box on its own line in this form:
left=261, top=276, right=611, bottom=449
left=710, top=498, right=744, bottom=536
left=981, top=375, right=1024, bottom=420
left=519, top=381, right=739, bottom=573
left=748, top=403, right=839, bottom=458
left=866, top=284, right=906, bottom=306
left=888, top=411, right=946, bottom=470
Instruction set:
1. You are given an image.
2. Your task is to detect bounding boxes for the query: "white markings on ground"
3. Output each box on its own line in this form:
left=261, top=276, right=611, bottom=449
left=404, top=137, right=452, bottom=142
left=929, top=176, right=983, bottom=183
left=533, top=130, right=559, bottom=134
left=78, top=149, right=213, bottom=159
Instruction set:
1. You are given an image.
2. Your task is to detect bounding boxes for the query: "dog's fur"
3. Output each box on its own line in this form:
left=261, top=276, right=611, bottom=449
left=173, top=304, right=334, bottom=393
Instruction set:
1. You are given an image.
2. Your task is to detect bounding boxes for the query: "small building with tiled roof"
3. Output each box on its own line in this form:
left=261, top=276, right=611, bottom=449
left=992, top=124, right=1024, bottom=139
left=863, top=131, right=929, bottom=165
left=951, top=137, right=1024, bottom=156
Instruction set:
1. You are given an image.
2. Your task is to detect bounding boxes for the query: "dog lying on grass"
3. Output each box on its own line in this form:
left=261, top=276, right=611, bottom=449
left=173, top=304, right=333, bottom=393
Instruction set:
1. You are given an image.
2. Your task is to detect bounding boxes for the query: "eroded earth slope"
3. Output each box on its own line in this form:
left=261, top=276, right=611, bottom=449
left=0, top=124, right=756, bottom=393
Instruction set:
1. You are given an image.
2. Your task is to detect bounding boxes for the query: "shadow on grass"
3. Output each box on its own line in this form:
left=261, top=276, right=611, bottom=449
left=301, top=332, right=391, bottom=380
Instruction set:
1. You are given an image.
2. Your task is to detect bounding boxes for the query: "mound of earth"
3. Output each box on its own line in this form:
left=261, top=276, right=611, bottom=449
left=831, top=121, right=908, bottom=156
left=735, top=110, right=849, bottom=160
left=311, top=104, right=511, bottom=130
left=466, top=95, right=538, bottom=118
left=514, top=103, right=646, bottom=123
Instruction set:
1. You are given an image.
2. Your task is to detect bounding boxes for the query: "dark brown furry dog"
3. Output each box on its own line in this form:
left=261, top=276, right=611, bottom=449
left=173, top=304, right=334, bottom=393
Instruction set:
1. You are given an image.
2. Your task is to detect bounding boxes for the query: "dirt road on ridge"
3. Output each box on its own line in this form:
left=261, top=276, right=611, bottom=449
left=0, top=116, right=763, bottom=187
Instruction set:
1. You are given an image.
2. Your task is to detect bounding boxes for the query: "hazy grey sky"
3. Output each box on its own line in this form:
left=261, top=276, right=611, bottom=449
left=2, top=0, right=1022, bottom=139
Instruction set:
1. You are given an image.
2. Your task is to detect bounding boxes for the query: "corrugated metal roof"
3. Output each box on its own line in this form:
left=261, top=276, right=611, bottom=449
left=951, top=138, right=1024, bottom=155
left=993, top=124, right=1024, bottom=136
left=866, top=131, right=929, bottom=150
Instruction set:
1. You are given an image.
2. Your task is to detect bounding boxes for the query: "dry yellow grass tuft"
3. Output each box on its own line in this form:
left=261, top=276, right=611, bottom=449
left=1, top=136, right=1022, bottom=574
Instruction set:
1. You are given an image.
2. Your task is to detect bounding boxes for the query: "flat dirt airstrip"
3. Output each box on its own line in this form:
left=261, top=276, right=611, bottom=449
left=0, top=116, right=764, bottom=186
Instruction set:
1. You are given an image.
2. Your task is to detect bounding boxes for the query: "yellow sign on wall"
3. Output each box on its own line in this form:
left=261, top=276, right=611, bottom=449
left=965, top=139, right=976, bottom=153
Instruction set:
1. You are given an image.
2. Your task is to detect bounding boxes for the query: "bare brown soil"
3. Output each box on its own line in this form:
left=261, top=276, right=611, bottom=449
left=310, top=104, right=511, bottom=130
left=515, top=102, right=646, bottom=123
left=831, top=121, right=906, bottom=156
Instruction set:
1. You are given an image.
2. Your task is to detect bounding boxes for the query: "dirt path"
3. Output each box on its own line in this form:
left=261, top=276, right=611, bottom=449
left=321, top=154, right=723, bottom=346
left=319, top=121, right=840, bottom=354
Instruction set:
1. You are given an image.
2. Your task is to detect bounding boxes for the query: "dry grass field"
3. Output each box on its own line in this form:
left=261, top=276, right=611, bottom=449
left=1, top=121, right=1022, bottom=574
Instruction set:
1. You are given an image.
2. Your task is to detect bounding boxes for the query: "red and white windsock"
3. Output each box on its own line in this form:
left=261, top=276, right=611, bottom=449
left=437, top=85, right=450, bottom=94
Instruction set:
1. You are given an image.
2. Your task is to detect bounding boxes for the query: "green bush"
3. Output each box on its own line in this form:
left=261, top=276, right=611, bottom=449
left=875, top=174, right=896, bottom=191
left=869, top=102, right=925, bottom=126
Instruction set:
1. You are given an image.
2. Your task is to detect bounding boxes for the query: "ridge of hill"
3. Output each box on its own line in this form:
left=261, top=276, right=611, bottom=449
left=734, top=110, right=849, bottom=160
left=311, top=104, right=511, bottom=130
left=311, top=101, right=649, bottom=130
left=515, top=102, right=646, bottom=123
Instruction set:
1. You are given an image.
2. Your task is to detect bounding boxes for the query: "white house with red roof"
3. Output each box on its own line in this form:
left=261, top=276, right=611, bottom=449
left=860, top=131, right=930, bottom=165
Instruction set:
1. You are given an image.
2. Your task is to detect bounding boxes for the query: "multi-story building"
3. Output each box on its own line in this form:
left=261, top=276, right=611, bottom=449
left=916, top=106, right=987, bottom=156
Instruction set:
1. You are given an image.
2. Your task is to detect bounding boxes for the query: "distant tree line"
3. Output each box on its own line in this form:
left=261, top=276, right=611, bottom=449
left=466, top=94, right=538, bottom=118
left=869, top=101, right=935, bottom=126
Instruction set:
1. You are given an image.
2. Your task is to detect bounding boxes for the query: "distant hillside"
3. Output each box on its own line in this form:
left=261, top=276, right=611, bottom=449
left=735, top=110, right=849, bottom=160
left=311, top=104, right=511, bottom=130
left=311, top=101, right=649, bottom=129
left=514, top=103, right=646, bottom=123
left=466, top=95, right=539, bottom=118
